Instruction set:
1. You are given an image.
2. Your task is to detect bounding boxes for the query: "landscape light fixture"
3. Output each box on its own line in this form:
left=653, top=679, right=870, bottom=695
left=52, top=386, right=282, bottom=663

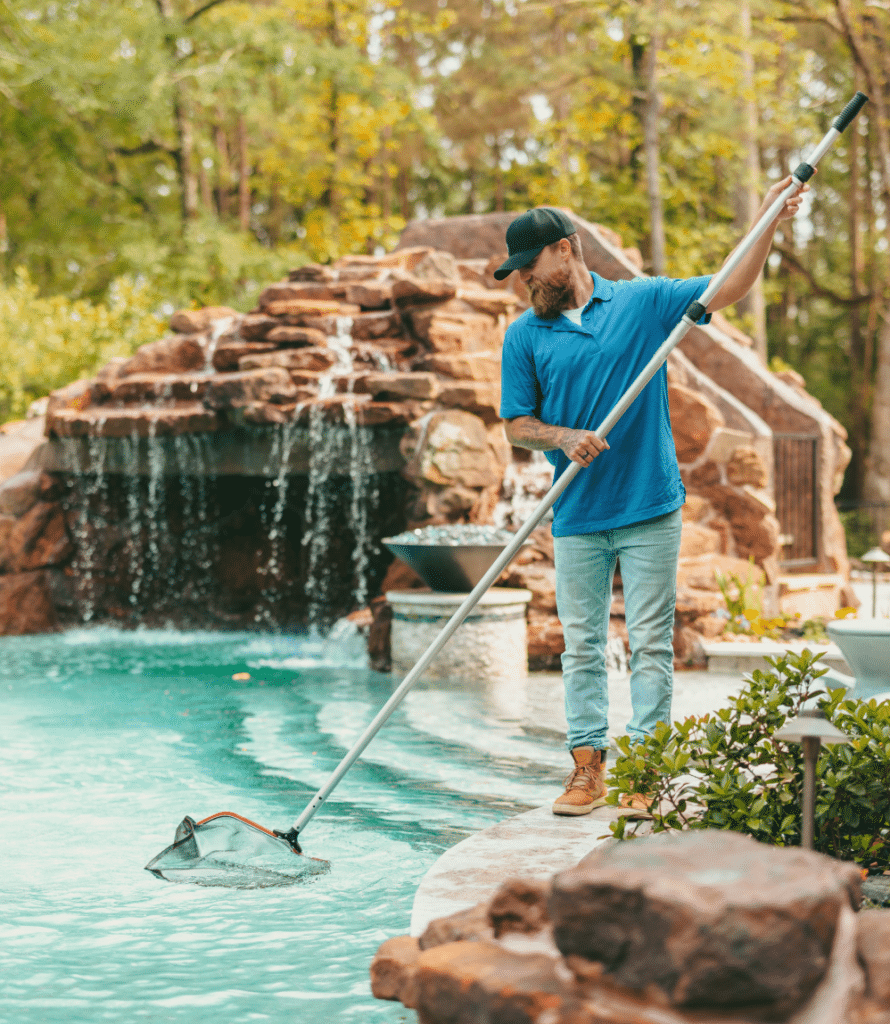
left=861, top=547, right=890, bottom=617
left=773, top=710, right=851, bottom=850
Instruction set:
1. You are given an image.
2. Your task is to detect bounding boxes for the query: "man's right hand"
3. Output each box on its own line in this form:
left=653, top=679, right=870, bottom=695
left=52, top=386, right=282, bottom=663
left=560, top=429, right=610, bottom=466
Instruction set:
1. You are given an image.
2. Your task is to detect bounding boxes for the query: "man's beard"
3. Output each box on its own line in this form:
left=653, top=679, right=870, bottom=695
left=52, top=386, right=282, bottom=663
left=527, top=266, right=576, bottom=319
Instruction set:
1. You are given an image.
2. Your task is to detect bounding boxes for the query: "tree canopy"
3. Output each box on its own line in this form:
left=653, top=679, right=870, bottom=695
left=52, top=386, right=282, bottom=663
left=0, top=0, right=887, bottom=502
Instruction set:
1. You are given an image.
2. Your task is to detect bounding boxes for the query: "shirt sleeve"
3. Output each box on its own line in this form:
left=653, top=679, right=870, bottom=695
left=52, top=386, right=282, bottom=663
left=499, top=324, right=541, bottom=420
left=653, top=275, right=713, bottom=333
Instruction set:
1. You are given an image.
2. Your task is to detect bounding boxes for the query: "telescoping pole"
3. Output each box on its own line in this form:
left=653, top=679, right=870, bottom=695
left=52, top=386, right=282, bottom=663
left=283, top=91, right=869, bottom=844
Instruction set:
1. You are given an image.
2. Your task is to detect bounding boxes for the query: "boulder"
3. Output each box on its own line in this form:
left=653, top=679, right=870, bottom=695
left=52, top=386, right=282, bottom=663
left=502, top=562, right=557, bottom=614
left=262, top=298, right=356, bottom=318
left=370, top=936, right=421, bottom=1008
left=169, top=306, right=238, bottom=333
left=265, top=325, right=328, bottom=347
left=727, top=445, right=769, bottom=487
left=400, top=410, right=505, bottom=489
left=410, top=310, right=498, bottom=353
left=419, top=900, right=494, bottom=950
left=527, top=609, right=564, bottom=670
left=411, top=250, right=460, bottom=282
left=416, top=352, right=500, bottom=383
left=202, top=368, right=299, bottom=409
left=349, top=310, right=404, bottom=341
left=455, top=286, right=520, bottom=318
left=294, top=395, right=417, bottom=427
left=676, top=553, right=765, bottom=593
left=46, top=404, right=221, bottom=438
left=45, top=379, right=93, bottom=418
left=669, top=383, right=725, bottom=463
left=0, top=500, right=71, bottom=572
left=673, top=624, right=707, bottom=667
left=0, top=513, right=13, bottom=549
left=119, top=335, right=207, bottom=376
left=679, top=521, right=725, bottom=558
left=288, top=263, right=336, bottom=282
left=0, top=570, right=60, bottom=635
left=238, top=313, right=280, bottom=340
left=211, top=341, right=277, bottom=372
left=857, top=910, right=890, bottom=1005
left=344, top=281, right=392, bottom=309
left=437, top=382, right=500, bottom=422
left=674, top=586, right=724, bottom=623
left=279, top=312, right=340, bottom=334
left=391, top=274, right=458, bottom=307
left=237, top=349, right=338, bottom=373
left=357, top=372, right=439, bottom=401
left=549, top=829, right=861, bottom=1015
left=93, top=373, right=213, bottom=404
left=0, top=469, right=45, bottom=517
left=0, top=418, right=50, bottom=482
left=411, top=941, right=575, bottom=1024
left=256, top=281, right=345, bottom=307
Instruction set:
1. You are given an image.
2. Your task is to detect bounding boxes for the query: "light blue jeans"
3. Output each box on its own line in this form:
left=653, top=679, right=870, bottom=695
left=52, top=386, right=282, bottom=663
left=553, top=509, right=682, bottom=750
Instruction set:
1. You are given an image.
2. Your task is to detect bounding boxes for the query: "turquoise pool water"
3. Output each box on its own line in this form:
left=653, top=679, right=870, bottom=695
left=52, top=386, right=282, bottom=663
left=0, top=628, right=567, bottom=1024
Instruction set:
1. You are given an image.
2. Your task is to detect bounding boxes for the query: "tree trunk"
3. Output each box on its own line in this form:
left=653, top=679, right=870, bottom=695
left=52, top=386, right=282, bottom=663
left=641, top=1, right=665, bottom=276
left=846, top=110, right=868, bottom=498
left=237, top=114, right=250, bottom=231
left=173, top=92, right=199, bottom=223
left=215, top=124, right=231, bottom=217
left=833, top=0, right=890, bottom=504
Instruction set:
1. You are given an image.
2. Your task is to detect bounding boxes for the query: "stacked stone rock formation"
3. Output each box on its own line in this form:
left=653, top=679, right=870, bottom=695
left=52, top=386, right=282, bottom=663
left=0, top=217, right=855, bottom=647
left=371, top=829, right=888, bottom=1024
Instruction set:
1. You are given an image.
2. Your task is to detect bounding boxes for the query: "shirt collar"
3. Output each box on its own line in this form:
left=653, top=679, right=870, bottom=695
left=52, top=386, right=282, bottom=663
left=525, top=271, right=614, bottom=328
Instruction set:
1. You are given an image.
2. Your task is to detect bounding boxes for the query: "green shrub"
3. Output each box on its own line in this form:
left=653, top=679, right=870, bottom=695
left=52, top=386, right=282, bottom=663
left=0, top=268, right=164, bottom=423
left=607, top=649, right=890, bottom=871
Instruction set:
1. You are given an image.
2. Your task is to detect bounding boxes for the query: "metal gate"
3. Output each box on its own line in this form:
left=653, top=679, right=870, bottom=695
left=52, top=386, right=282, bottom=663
left=773, top=433, right=819, bottom=568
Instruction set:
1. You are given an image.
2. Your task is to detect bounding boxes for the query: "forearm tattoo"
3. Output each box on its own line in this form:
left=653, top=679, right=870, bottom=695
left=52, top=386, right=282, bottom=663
left=506, top=416, right=571, bottom=452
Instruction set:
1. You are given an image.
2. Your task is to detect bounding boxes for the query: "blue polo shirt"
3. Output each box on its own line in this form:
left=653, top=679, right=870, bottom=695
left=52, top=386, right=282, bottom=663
left=500, top=272, right=712, bottom=536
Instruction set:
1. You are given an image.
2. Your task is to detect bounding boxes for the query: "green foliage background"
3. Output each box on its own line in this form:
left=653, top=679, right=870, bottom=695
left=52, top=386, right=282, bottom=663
left=0, top=0, right=886, bottom=497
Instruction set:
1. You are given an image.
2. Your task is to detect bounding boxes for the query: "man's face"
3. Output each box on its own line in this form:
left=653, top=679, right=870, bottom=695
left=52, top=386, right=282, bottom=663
left=518, top=243, right=575, bottom=319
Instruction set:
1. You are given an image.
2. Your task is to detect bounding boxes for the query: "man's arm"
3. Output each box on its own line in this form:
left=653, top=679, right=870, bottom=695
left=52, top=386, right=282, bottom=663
left=505, top=415, right=609, bottom=467
left=706, top=174, right=809, bottom=312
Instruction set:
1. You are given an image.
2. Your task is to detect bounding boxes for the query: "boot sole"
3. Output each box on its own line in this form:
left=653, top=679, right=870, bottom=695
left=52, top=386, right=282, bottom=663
left=552, top=796, right=609, bottom=816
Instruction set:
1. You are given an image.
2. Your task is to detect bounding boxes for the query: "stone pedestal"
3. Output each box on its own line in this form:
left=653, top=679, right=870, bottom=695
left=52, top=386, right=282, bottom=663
left=386, top=588, right=532, bottom=681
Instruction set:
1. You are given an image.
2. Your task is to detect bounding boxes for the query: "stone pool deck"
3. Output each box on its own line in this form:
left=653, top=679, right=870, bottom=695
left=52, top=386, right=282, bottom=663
left=411, top=666, right=746, bottom=934
left=411, top=803, right=632, bottom=934
left=409, top=637, right=881, bottom=936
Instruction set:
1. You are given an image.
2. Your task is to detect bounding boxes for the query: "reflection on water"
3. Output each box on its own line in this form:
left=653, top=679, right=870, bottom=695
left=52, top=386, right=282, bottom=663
left=0, top=629, right=569, bottom=1024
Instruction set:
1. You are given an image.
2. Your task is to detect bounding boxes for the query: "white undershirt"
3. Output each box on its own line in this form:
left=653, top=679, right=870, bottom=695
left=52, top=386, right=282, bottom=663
left=563, top=305, right=585, bottom=326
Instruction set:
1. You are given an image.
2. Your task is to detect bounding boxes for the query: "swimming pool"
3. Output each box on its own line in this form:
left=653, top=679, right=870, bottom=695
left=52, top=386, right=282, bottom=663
left=0, top=628, right=568, bottom=1024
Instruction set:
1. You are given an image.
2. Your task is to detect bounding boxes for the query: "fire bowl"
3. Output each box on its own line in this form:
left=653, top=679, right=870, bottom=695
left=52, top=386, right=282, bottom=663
left=383, top=526, right=518, bottom=592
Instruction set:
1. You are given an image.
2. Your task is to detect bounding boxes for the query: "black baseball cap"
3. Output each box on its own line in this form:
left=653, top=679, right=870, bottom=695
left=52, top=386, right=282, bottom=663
left=493, top=207, right=577, bottom=281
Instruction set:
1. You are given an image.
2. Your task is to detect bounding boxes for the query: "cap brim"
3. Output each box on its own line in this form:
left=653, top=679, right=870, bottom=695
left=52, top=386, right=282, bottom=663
left=492, top=246, right=545, bottom=281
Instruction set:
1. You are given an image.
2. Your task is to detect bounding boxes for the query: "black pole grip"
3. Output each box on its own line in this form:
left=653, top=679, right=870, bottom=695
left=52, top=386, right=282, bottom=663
left=833, top=92, right=869, bottom=132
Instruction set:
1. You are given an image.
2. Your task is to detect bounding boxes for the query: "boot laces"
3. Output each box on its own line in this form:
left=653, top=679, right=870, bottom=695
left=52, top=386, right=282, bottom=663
left=564, top=763, right=597, bottom=790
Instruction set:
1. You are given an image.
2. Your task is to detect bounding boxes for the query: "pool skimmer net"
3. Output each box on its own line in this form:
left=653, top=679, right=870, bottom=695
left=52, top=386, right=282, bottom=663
left=145, top=812, right=329, bottom=886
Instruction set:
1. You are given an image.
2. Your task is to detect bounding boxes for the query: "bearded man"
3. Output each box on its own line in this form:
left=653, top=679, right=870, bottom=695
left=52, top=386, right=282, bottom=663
left=495, top=184, right=805, bottom=815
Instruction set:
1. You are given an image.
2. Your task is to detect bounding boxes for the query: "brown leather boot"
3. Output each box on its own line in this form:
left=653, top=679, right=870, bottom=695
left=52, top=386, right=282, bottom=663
left=552, top=747, right=608, bottom=816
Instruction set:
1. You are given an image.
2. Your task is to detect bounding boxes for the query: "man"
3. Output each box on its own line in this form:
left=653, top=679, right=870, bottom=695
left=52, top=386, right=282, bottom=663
left=495, top=179, right=807, bottom=816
